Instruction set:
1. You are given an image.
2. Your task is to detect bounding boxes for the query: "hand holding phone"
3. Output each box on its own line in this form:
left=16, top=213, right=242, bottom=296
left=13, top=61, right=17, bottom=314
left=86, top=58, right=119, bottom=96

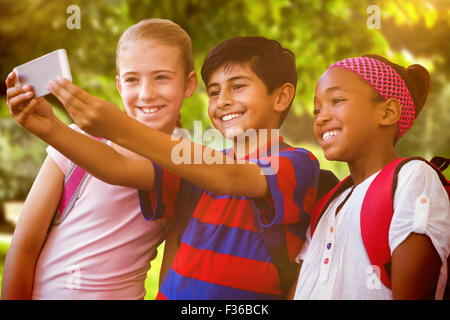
left=13, top=49, right=72, bottom=98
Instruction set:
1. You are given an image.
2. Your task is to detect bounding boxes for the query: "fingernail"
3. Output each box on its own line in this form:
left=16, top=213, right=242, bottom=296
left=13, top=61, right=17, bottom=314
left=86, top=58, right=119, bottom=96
left=22, top=84, right=30, bottom=90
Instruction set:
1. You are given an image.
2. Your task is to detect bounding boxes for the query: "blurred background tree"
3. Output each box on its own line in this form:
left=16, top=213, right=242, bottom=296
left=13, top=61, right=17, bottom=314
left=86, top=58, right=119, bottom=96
left=0, top=0, right=449, bottom=223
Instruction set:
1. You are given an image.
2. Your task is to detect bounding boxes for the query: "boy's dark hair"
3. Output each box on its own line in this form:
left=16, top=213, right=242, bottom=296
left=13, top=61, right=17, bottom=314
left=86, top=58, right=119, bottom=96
left=201, top=36, right=297, bottom=125
left=364, top=54, right=430, bottom=118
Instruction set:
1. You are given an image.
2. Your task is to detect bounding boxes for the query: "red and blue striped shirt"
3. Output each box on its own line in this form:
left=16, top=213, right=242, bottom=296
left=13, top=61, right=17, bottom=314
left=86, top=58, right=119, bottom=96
left=138, top=139, right=319, bottom=299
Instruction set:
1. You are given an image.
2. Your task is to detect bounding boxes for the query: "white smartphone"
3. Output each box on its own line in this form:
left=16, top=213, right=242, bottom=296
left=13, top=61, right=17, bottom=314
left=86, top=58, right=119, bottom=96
left=13, top=49, right=72, bottom=98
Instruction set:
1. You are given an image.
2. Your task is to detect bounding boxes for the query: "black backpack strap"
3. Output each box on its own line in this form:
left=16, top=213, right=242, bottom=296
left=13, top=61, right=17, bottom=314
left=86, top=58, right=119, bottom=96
left=251, top=200, right=298, bottom=299
left=174, top=179, right=204, bottom=247
left=252, top=141, right=298, bottom=298
left=430, top=157, right=450, bottom=172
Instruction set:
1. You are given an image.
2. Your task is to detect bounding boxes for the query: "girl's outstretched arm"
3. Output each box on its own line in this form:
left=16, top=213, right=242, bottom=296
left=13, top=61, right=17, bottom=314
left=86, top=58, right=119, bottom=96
left=6, top=72, right=155, bottom=191
left=391, top=232, right=441, bottom=299
left=1, top=157, right=63, bottom=299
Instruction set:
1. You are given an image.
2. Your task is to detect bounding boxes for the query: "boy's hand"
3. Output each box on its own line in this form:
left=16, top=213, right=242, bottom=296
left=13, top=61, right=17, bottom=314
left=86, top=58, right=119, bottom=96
left=6, top=72, right=56, bottom=139
left=47, top=77, right=125, bottom=139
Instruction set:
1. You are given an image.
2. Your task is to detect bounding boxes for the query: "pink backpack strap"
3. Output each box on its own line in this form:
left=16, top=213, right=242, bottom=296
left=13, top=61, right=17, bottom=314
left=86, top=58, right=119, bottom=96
left=52, top=136, right=103, bottom=225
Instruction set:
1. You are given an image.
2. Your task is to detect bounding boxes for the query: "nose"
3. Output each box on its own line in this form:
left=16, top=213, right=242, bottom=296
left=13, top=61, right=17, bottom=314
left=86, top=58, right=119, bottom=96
left=217, top=88, right=233, bottom=109
left=314, top=105, right=332, bottom=126
left=139, top=79, right=157, bottom=102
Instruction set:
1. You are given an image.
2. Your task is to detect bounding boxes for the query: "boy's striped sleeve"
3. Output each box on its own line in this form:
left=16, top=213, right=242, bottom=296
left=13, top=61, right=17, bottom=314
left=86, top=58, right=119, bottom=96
left=250, top=147, right=319, bottom=228
left=138, top=162, right=181, bottom=220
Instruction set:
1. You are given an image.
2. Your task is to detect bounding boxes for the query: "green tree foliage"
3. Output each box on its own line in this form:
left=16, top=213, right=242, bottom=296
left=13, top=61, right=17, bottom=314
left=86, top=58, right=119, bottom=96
left=0, top=0, right=449, bottom=213
left=0, top=117, right=47, bottom=222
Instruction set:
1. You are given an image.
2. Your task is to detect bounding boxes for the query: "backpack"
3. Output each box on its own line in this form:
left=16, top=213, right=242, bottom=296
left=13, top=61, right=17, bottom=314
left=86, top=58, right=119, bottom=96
left=310, top=157, right=450, bottom=296
left=173, top=142, right=340, bottom=299
left=50, top=136, right=103, bottom=227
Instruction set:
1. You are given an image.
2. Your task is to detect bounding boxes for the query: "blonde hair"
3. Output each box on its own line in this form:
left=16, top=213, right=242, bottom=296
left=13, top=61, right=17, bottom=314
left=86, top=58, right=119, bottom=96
left=116, top=18, right=194, bottom=76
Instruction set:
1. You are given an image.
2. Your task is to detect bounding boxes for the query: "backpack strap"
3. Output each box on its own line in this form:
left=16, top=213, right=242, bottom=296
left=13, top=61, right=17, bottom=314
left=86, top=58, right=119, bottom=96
left=255, top=140, right=300, bottom=298
left=254, top=141, right=340, bottom=298
left=361, top=156, right=450, bottom=289
left=174, top=179, right=203, bottom=247
left=360, top=158, right=406, bottom=288
left=250, top=202, right=297, bottom=299
left=429, top=157, right=450, bottom=196
left=52, top=136, right=103, bottom=226
left=431, top=156, right=450, bottom=172
left=310, top=176, right=354, bottom=237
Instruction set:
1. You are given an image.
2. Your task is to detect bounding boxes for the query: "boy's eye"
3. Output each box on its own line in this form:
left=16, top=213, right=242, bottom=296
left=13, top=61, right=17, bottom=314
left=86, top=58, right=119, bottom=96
left=313, top=107, right=321, bottom=116
left=233, top=84, right=246, bottom=90
left=208, top=90, right=220, bottom=97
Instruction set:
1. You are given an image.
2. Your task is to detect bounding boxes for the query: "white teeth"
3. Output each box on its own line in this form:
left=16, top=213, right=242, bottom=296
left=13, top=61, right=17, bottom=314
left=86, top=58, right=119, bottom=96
left=221, top=113, right=242, bottom=121
left=322, top=130, right=340, bottom=141
left=141, top=106, right=162, bottom=114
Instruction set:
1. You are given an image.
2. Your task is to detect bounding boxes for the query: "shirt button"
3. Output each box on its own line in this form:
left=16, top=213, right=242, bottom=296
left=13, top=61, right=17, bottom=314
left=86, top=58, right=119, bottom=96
left=327, top=242, right=332, bottom=250
left=324, top=258, right=329, bottom=264
left=330, top=227, right=334, bottom=232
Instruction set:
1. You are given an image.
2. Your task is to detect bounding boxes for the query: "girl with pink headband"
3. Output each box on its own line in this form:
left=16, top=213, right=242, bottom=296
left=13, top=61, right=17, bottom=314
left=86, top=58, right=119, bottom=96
left=292, top=55, right=449, bottom=299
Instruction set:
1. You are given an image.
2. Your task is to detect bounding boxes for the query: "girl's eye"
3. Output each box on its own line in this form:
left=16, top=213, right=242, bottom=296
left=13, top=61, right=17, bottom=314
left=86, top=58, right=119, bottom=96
left=124, top=77, right=138, bottom=83
left=332, top=98, right=345, bottom=105
left=313, top=107, right=321, bottom=116
left=156, top=75, right=170, bottom=81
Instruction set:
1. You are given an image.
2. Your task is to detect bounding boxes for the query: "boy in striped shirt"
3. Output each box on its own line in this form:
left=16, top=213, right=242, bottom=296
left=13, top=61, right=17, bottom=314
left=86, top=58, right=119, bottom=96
left=20, top=36, right=320, bottom=299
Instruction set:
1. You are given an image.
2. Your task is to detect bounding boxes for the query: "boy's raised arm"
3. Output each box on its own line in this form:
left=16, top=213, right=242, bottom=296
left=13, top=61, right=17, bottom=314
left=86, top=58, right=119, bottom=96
left=6, top=72, right=155, bottom=191
left=48, top=78, right=270, bottom=198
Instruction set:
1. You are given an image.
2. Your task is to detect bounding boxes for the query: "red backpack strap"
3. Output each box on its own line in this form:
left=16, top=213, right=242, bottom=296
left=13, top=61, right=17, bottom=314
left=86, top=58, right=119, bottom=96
left=361, top=156, right=450, bottom=289
left=52, top=136, right=103, bottom=225
left=310, top=176, right=354, bottom=237
left=360, top=158, right=407, bottom=289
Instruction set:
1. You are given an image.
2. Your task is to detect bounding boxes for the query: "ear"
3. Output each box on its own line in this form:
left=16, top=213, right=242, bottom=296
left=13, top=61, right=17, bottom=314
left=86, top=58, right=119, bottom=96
left=273, top=83, right=295, bottom=113
left=379, top=98, right=402, bottom=127
left=116, top=75, right=122, bottom=96
left=184, top=71, right=198, bottom=98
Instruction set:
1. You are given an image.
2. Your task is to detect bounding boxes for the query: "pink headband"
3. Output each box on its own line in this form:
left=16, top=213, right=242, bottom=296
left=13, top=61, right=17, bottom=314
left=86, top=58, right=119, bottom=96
left=328, top=57, right=415, bottom=138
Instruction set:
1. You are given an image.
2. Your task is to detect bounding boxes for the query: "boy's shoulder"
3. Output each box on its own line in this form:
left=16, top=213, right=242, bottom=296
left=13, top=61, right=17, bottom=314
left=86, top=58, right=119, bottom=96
left=273, top=144, right=319, bottom=167
left=258, top=139, right=318, bottom=161
left=280, top=145, right=317, bottom=158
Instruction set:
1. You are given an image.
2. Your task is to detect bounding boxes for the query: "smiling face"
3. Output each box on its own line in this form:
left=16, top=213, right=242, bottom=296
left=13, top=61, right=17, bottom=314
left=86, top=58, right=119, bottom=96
left=313, top=67, right=384, bottom=162
left=206, top=63, right=281, bottom=138
left=117, top=39, right=196, bottom=134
